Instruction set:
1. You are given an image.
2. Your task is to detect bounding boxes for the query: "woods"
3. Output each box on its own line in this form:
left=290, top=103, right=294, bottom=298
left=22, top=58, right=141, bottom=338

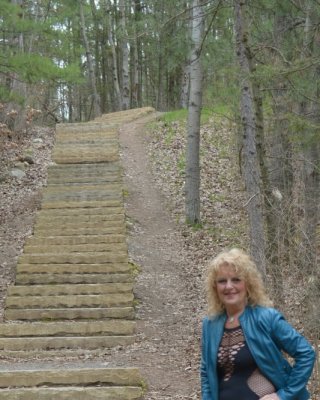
left=0, top=0, right=319, bottom=390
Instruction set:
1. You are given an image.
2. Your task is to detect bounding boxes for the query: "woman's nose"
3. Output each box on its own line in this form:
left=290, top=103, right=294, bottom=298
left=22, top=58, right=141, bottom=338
left=225, top=279, right=233, bottom=288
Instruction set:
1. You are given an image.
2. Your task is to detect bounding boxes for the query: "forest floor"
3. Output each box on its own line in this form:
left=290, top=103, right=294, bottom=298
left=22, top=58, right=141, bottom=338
left=2, top=110, right=316, bottom=399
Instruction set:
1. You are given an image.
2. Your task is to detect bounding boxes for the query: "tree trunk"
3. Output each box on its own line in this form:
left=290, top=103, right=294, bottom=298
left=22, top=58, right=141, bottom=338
left=89, top=0, right=103, bottom=110
left=180, top=64, right=190, bottom=109
left=301, top=1, right=319, bottom=274
left=185, top=0, right=204, bottom=225
left=156, top=35, right=164, bottom=110
left=7, top=0, right=27, bottom=132
left=254, top=76, right=286, bottom=303
left=234, top=0, right=266, bottom=276
left=119, top=0, right=130, bottom=110
left=131, top=28, right=139, bottom=108
left=131, top=0, right=142, bottom=108
left=79, top=0, right=101, bottom=119
left=180, top=2, right=192, bottom=109
left=269, top=12, right=295, bottom=274
left=104, top=0, right=122, bottom=110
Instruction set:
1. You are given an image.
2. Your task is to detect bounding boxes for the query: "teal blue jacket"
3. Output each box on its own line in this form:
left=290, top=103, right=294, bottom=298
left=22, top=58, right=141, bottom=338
left=201, top=306, right=315, bottom=400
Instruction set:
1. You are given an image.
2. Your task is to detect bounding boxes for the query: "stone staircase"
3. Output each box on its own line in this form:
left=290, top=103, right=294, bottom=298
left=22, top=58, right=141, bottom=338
left=0, top=107, right=155, bottom=399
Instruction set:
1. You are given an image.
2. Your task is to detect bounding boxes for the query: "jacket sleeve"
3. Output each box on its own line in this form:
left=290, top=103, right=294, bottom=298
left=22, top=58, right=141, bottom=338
left=200, top=318, right=213, bottom=400
left=270, top=311, right=316, bottom=400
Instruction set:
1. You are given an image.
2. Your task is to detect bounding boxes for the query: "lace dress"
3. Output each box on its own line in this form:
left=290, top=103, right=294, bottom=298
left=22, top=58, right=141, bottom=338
left=217, top=326, right=276, bottom=400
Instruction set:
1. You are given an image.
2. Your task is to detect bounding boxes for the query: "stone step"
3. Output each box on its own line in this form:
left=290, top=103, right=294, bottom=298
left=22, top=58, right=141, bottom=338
left=56, top=124, right=118, bottom=133
left=41, top=199, right=122, bottom=209
left=5, top=293, right=134, bottom=309
left=31, top=226, right=126, bottom=236
left=53, top=144, right=118, bottom=153
left=35, top=206, right=124, bottom=216
left=47, top=175, right=121, bottom=185
left=0, top=363, right=143, bottom=388
left=33, top=219, right=125, bottom=231
left=18, top=253, right=128, bottom=265
left=7, top=283, right=133, bottom=296
left=41, top=195, right=123, bottom=204
left=54, top=138, right=118, bottom=145
left=0, top=366, right=143, bottom=386
left=43, top=183, right=122, bottom=193
left=47, top=177, right=121, bottom=185
left=5, top=306, right=135, bottom=321
left=35, top=213, right=124, bottom=225
left=0, top=386, right=143, bottom=400
left=42, top=191, right=122, bottom=200
left=47, top=165, right=120, bottom=180
left=42, top=197, right=123, bottom=208
left=46, top=184, right=123, bottom=191
left=57, top=117, right=123, bottom=125
left=48, top=165, right=120, bottom=173
left=54, top=137, right=118, bottom=145
left=16, top=262, right=130, bottom=274
left=0, top=335, right=135, bottom=351
left=53, top=150, right=118, bottom=160
left=24, top=234, right=126, bottom=246
left=0, top=320, right=135, bottom=337
left=24, top=242, right=127, bottom=254
left=35, top=212, right=124, bottom=221
left=48, top=162, right=120, bottom=172
left=52, top=151, right=119, bottom=164
left=41, top=192, right=122, bottom=203
left=15, top=273, right=133, bottom=285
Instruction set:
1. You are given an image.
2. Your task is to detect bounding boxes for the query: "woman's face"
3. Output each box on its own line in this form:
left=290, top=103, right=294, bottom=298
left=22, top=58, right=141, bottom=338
left=215, top=263, right=247, bottom=311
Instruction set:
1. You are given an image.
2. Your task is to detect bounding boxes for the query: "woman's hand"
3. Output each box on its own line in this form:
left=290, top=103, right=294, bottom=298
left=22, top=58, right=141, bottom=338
left=260, top=394, right=280, bottom=400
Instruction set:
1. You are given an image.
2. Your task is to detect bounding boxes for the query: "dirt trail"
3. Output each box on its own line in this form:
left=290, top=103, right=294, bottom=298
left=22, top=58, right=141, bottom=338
left=118, top=114, right=201, bottom=399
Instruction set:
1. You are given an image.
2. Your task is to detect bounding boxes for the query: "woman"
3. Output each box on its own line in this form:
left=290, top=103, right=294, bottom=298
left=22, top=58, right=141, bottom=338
left=201, top=248, right=315, bottom=400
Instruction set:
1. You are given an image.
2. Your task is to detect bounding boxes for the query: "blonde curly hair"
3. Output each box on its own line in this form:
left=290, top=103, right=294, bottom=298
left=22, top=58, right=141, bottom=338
left=206, top=248, right=273, bottom=316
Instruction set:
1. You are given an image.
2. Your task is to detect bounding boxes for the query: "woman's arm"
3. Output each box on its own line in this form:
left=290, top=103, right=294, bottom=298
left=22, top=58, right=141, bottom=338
left=200, top=318, right=213, bottom=400
left=270, top=311, right=315, bottom=400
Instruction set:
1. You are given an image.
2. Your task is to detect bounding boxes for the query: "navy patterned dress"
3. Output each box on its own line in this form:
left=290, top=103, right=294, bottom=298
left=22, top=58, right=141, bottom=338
left=217, top=326, right=276, bottom=400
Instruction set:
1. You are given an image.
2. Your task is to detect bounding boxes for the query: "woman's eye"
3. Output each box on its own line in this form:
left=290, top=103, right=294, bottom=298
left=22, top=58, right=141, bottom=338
left=216, top=277, right=242, bottom=285
left=216, top=279, right=227, bottom=285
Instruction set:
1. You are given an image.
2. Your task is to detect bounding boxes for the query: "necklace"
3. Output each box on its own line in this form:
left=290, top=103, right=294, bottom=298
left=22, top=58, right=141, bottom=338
left=227, top=313, right=240, bottom=323
left=226, top=308, right=245, bottom=324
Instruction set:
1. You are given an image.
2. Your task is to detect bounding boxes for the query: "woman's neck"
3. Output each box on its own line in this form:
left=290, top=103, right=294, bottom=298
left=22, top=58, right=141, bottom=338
left=225, top=306, right=245, bottom=320
left=224, top=307, right=245, bottom=327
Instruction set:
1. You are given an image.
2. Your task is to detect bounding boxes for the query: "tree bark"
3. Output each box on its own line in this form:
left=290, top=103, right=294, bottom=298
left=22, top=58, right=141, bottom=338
left=234, top=0, right=266, bottom=276
left=89, top=0, right=103, bottom=110
left=180, top=64, right=190, bottom=109
left=131, top=0, right=142, bottom=108
left=79, top=0, right=101, bottom=119
left=301, top=1, right=319, bottom=274
left=119, top=0, right=130, bottom=110
left=185, top=0, right=204, bottom=224
left=104, top=0, right=122, bottom=111
left=6, top=0, right=27, bottom=132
